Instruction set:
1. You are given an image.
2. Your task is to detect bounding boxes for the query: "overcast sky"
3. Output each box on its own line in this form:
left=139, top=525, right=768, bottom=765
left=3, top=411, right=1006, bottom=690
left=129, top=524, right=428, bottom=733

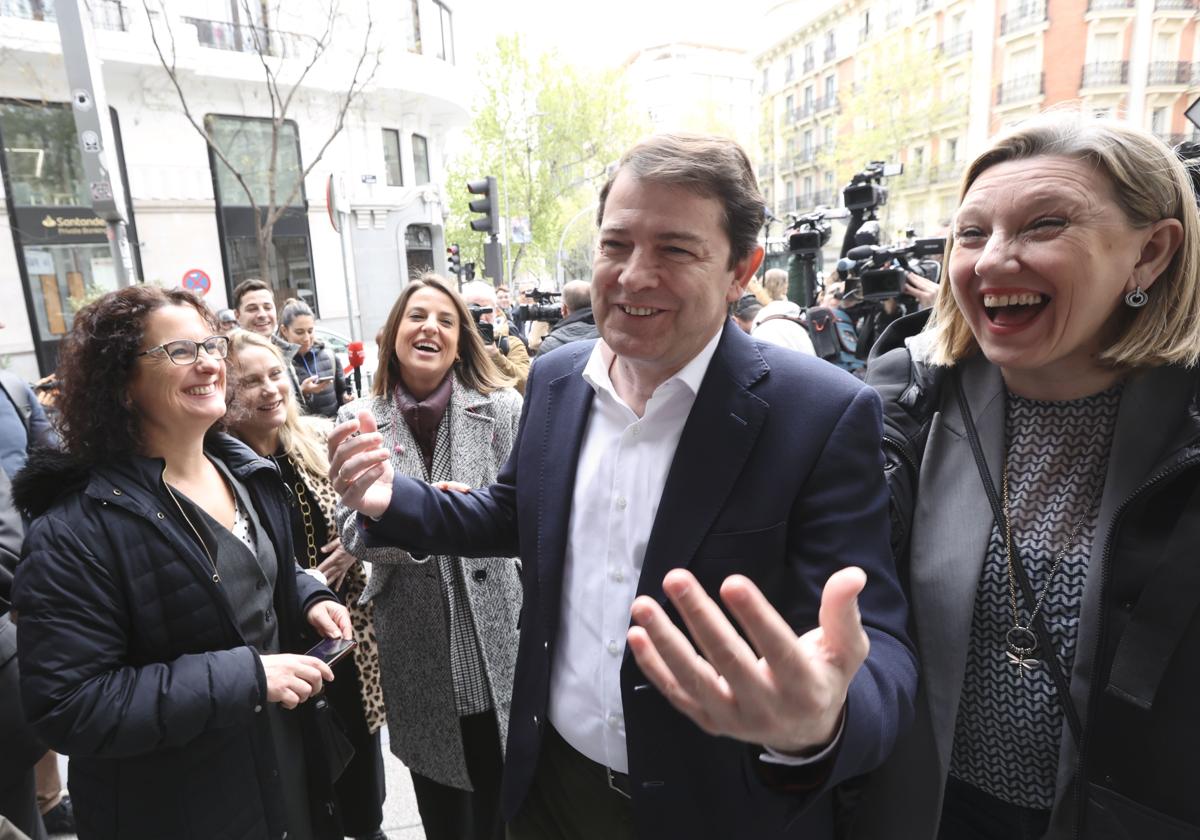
left=456, top=0, right=769, bottom=72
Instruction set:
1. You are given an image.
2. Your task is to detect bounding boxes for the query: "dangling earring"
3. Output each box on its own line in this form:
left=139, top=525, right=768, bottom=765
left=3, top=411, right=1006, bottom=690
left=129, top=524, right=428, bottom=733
left=1125, top=285, right=1149, bottom=308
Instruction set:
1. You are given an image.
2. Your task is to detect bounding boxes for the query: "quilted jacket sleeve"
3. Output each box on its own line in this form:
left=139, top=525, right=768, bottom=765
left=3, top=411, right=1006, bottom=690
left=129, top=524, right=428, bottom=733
left=12, top=514, right=266, bottom=758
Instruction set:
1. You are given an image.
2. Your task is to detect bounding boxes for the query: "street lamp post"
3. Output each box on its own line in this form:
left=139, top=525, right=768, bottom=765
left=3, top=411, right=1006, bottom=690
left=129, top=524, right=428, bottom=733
left=555, top=201, right=598, bottom=290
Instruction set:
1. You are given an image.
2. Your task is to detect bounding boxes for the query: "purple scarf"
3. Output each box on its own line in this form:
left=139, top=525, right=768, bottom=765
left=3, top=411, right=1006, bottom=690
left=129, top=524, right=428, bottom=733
left=393, top=374, right=453, bottom=477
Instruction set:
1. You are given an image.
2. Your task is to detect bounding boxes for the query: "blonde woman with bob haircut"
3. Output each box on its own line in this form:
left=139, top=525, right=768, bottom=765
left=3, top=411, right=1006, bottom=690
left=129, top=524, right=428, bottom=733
left=846, top=114, right=1200, bottom=838
left=334, top=274, right=522, bottom=840
left=224, top=329, right=390, bottom=840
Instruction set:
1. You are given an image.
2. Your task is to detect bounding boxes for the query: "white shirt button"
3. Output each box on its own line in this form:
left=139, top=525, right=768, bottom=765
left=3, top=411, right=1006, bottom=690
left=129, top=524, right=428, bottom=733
left=616, top=496, right=627, bottom=510
left=607, top=639, right=620, bottom=656
left=631, top=425, right=640, bottom=437
left=610, top=568, right=624, bottom=583
left=607, top=713, right=621, bottom=729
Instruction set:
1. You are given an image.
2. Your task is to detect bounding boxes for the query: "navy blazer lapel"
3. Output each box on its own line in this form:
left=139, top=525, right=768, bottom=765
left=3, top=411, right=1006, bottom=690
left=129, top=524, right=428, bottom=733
left=636, top=321, right=770, bottom=600
left=537, top=344, right=596, bottom=633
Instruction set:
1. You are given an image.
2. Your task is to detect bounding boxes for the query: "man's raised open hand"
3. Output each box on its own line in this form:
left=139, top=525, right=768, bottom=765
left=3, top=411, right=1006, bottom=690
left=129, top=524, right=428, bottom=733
left=626, top=566, right=869, bottom=756
left=328, top=411, right=395, bottom=520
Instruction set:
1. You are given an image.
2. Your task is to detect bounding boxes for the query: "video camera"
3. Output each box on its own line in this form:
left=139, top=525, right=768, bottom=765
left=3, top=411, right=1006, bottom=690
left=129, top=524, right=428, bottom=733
left=839, top=235, right=946, bottom=302
left=515, top=289, right=562, bottom=326
left=842, top=161, right=903, bottom=216
left=786, top=210, right=835, bottom=256
left=468, top=303, right=496, bottom=344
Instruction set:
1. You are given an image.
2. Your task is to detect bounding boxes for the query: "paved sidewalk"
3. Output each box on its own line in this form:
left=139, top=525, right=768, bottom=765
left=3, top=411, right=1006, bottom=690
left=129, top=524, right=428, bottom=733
left=51, top=728, right=425, bottom=840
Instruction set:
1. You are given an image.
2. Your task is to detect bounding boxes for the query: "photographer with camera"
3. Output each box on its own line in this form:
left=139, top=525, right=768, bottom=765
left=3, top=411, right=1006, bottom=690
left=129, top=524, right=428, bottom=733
left=535, top=280, right=598, bottom=358
left=463, top=281, right=532, bottom=396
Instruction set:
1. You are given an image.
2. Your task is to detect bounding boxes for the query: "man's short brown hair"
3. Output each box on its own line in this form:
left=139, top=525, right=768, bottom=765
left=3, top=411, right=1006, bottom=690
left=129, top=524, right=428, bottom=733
left=597, top=134, right=766, bottom=269
left=232, top=278, right=271, bottom=311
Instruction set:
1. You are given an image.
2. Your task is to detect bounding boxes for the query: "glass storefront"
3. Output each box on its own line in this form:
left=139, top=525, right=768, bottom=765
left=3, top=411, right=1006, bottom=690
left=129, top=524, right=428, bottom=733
left=206, top=114, right=317, bottom=313
left=0, top=101, right=139, bottom=374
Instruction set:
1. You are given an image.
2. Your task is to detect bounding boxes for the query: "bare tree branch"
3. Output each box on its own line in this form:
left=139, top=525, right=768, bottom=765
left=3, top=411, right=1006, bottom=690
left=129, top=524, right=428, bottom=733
left=278, top=0, right=336, bottom=118
left=143, top=0, right=380, bottom=284
left=141, top=0, right=261, bottom=218
left=267, top=10, right=380, bottom=220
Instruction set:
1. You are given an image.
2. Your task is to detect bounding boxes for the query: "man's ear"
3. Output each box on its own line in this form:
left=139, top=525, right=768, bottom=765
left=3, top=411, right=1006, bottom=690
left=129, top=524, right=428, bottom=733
left=728, top=246, right=765, bottom=302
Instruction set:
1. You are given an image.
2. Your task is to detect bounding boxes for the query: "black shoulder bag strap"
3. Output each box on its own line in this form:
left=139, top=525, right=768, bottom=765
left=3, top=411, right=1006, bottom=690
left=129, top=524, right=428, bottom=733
left=953, top=369, right=1084, bottom=744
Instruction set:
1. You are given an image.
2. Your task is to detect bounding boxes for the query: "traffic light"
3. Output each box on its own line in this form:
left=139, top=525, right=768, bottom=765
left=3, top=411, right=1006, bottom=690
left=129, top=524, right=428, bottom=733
left=447, top=243, right=461, bottom=277
left=463, top=262, right=476, bottom=281
left=467, top=176, right=499, bottom=236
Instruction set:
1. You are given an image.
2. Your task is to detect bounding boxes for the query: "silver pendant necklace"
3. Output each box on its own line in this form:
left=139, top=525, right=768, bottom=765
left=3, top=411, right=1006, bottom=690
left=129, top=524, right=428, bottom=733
left=1000, top=464, right=1099, bottom=678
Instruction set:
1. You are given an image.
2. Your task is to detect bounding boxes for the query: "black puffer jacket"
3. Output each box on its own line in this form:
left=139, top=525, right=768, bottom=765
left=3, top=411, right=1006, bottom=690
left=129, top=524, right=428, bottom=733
left=535, top=306, right=598, bottom=357
left=862, top=311, right=1200, bottom=838
left=11, top=435, right=341, bottom=840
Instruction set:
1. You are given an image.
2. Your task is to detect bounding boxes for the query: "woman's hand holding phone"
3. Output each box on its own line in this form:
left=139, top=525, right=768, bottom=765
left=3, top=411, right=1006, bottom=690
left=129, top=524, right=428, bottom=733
left=260, top=653, right=335, bottom=709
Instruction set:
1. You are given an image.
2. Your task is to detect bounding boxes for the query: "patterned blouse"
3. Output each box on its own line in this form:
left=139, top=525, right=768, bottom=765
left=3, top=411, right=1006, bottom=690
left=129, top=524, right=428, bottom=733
left=949, top=385, right=1122, bottom=809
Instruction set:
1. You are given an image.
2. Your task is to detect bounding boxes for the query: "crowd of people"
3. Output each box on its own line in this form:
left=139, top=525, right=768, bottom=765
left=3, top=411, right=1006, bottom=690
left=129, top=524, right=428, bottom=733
left=2, top=111, right=1200, bottom=840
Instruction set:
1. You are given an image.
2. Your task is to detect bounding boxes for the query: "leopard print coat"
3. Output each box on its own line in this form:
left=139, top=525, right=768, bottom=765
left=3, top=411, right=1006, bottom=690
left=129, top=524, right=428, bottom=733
left=294, top=416, right=386, bottom=733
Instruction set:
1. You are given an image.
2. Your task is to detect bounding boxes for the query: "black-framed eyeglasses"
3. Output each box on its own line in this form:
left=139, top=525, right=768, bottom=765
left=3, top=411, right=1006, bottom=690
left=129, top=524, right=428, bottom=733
left=135, top=335, right=230, bottom=366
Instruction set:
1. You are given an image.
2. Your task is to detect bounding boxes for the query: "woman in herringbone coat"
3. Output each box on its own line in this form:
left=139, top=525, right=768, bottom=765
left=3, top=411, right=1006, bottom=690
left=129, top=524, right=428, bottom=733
left=335, top=274, right=523, bottom=840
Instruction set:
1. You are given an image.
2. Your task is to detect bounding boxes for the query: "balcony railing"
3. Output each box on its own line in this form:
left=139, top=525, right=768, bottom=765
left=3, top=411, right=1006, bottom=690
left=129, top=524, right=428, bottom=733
left=2, top=0, right=131, bottom=31
left=758, top=162, right=775, bottom=180
left=803, top=56, right=815, bottom=73
left=1087, top=0, right=1134, bottom=9
left=815, top=93, right=839, bottom=112
left=939, top=94, right=969, bottom=116
left=824, top=44, right=837, bottom=62
left=1155, top=0, right=1197, bottom=10
left=796, top=145, right=822, bottom=165
left=916, top=0, right=933, bottom=12
left=996, top=72, right=1045, bottom=105
left=932, top=160, right=966, bottom=183
left=1147, top=61, right=1197, bottom=85
left=885, top=9, right=903, bottom=29
left=1000, top=1, right=1048, bottom=36
left=1081, top=61, right=1129, bottom=88
left=182, top=16, right=310, bottom=57
left=940, top=32, right=971, bottom=58
left=811, top=188, right=837, bottom=207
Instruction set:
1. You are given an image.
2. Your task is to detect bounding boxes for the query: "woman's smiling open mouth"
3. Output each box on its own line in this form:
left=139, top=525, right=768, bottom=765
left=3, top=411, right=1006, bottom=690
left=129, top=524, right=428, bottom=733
left=982, top=290, right=1049, bottom=329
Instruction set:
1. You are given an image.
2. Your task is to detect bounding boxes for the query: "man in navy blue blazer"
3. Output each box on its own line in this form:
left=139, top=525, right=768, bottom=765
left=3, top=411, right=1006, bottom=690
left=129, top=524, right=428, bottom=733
left=331, top=134, right=916, bottom=840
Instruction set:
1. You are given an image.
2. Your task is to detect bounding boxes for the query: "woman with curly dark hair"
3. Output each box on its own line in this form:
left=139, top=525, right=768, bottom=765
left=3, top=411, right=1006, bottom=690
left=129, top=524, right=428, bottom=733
left=10, top=285, right=354, bottom=840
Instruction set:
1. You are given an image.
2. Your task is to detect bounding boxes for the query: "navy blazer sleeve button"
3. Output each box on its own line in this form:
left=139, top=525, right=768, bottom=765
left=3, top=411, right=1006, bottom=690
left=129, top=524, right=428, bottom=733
left=254, top=704, right=263, bottom=713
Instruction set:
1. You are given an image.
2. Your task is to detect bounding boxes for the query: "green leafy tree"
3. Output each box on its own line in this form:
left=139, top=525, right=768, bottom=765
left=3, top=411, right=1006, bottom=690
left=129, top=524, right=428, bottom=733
left=445, top=35, right=647, bottom=287
left=826, top=36, right=951, bottom=231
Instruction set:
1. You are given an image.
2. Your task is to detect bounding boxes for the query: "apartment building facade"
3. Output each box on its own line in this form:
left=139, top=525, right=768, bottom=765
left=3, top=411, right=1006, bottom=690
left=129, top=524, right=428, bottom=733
left=755, top=0, right=1199, bottom=240
left=0, top=0, right=470, bottom=379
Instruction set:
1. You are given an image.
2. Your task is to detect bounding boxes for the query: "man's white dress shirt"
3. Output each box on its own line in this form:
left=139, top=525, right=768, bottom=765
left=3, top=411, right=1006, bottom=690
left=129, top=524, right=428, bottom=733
left=546, top=328, right=723, bottom=774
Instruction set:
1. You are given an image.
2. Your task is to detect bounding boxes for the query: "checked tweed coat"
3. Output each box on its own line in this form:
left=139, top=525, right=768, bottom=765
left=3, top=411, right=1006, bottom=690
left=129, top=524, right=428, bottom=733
left=336, top=376, right=523, bottom=790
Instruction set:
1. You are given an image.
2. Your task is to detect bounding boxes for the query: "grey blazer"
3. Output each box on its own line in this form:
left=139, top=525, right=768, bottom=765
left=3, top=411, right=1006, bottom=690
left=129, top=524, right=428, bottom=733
left=336, top=377, right=523, bottom=790
left=851, top=353, right=1197, bottom=839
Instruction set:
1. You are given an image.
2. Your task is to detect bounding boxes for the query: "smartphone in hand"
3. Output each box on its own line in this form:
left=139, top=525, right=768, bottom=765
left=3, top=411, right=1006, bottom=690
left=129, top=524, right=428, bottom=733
left=305, top=637, right=357, bottom=667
